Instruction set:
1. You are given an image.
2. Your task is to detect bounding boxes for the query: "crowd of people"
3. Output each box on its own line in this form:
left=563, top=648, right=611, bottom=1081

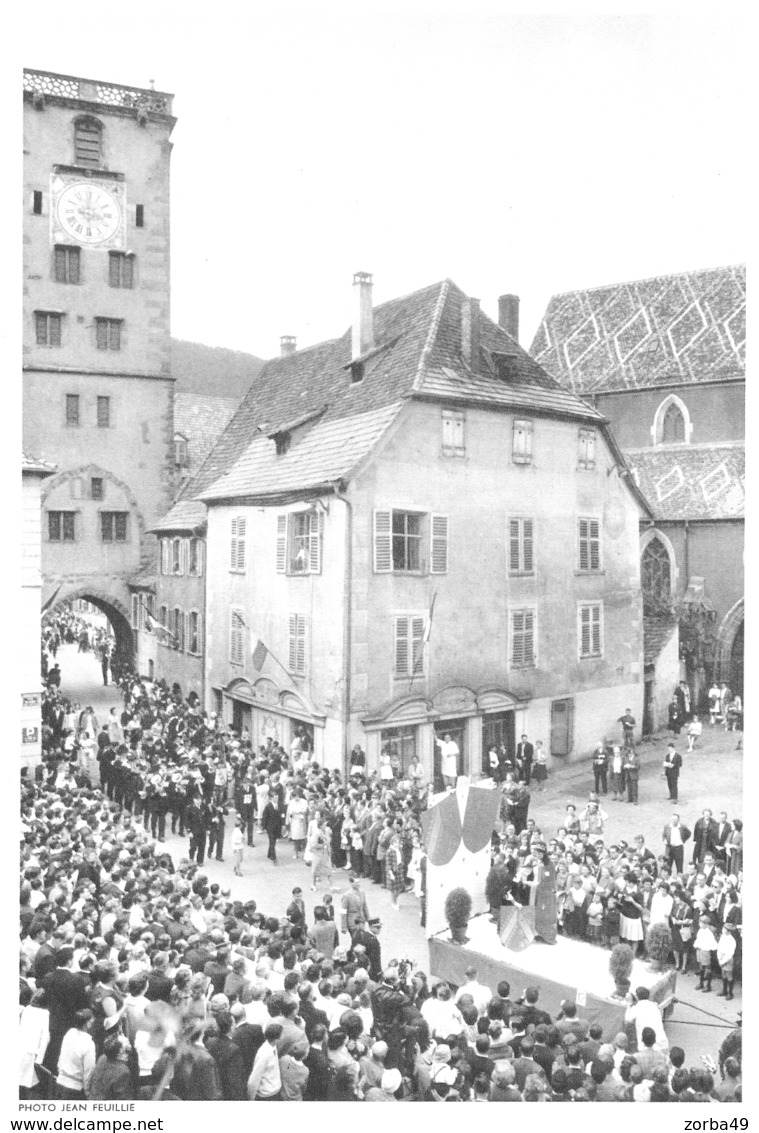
left=19, top=635, right=743, bottom=1102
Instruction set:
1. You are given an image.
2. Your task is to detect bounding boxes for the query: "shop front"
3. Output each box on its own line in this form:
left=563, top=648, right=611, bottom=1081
left=216, top=677, right=325, bottom=762
left=362, top=685, right=527, bottom=788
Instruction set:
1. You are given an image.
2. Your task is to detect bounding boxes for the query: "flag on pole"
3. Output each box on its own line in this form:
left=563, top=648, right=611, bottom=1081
left=41, top=582, right=63, bottom=615
left=410, top=591, right=437, bottom=686
left=252, top=639, right=268, bottom=670
left=143, top=606, right=176, bottom=644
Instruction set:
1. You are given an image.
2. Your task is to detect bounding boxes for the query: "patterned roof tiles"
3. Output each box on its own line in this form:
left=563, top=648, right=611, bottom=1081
left=173, top=394, right=241, bottom=478
left=627, top=443, right=744, bottom=521
left=531, top=265, right=745, bottom=394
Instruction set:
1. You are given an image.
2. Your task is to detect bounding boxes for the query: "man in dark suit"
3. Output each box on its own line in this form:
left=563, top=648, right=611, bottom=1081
left=42, top=946, right=90, bottom=1073
left=662, top=813, right=691, bottom=874
left=519, top=986, right=552, bottom=1029
left=714, top=812, right=733, bottom=868
left=663, top=743, right=683, bottom=801
left=515, top=735, right=534, bottom=786
left=692, top=809, right=719, bottom=864
left=350, top=917, right=382, bottom=981
left=297, top=983, right=330, bottom=1041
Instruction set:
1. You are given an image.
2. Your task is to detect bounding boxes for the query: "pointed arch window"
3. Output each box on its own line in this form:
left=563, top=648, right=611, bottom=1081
left=653, top=394, right=692, bottom=445
left=662, top=403, right=685, bottom=444
left=642, top=537, right=672, bottom=613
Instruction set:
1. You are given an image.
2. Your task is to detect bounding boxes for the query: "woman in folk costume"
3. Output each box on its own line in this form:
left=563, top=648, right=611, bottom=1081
left=308, top=814, right=336, bottom=892
left=693, top=914, right=719, bottom=993
left=527, top=844, right=558, bottom=944
left=532, top=741, right=548, bottom=792
left=618, top=882, right=645, bottom=955
left=669, top=886, right=695, bottom=973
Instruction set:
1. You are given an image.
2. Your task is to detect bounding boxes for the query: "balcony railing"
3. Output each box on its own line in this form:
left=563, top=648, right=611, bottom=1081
left=23, top=69, right=173, bottom=115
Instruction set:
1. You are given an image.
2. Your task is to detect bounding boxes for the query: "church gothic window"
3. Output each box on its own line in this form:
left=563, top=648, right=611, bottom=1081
left=662, top=403, right=685, bottom=444
left=642, top=537, right=672, bottom=613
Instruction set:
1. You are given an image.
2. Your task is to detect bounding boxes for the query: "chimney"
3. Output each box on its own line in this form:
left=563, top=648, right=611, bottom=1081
left=498, top=293, right=520, bottom=342
left=280, top=335, right=297, bottom=357
left=461, top=297, right=481, bottom=371
left=352, top=272, right=374, bottom=359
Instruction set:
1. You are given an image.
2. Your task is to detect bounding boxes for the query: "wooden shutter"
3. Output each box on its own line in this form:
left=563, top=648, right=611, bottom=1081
left=374, top=510, right=392, bottom=572
left=591, top=605, right=602, bottom=655
left=230, top=610, right=244, bottom=664
left=430, top=514, right=448, bottom=574
left=395, top=616, right=409, bottom=676
left=289, top=614, right=306, bottom=675
left=589, top=519, right=600, bottom=570
left=308, top=511, right=321, bottom=574
left=509, top=520, right=521, bottom=572
left=523, top=519, right=534, bottom=573
left=512, top=611, right=525, bottom=666
left=197, top=539, right=205, bottom=577
left=276, top=515, right=287, bottom=572
left=196, top=613, right=203, bottom=654
left=580, top=605, right=591, bottom=656
left=411, top=616, right=425, bottom=675
left=231, top=516, right=246, bottom=571
left=161, top=539, right=169, bottom=575
left=579, top=519, right=589, bottom=570
left=442, top=412, right=454, bottom=450
left=452, top=413, right=465, bottom=453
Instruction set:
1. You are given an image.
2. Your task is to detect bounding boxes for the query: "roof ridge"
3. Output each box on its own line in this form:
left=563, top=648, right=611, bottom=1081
left=412, top=281, right=450, bottom=392
left=544, top=263, right=745, bottom=302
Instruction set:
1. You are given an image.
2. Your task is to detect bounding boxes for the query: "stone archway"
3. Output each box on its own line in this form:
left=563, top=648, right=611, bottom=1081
left=715, top=598, right=744, bottom=696
left=46, top=587, right=135, bottom=673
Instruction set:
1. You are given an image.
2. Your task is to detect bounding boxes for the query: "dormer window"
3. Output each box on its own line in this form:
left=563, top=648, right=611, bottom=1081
left=350, top=361, right=365, bottom=384
left=73, top=115, right=103, bottom=168
left=174, top=435, right=188, bottom=468
left=275, top=432, right=291, bottom=456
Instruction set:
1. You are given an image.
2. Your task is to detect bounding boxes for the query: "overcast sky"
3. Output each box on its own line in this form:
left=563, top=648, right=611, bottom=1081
left=16, top=7, right=748, bottom=360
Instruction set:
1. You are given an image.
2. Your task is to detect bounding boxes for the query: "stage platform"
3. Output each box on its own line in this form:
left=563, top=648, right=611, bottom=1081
left=428, top=913, right=676, bottom=1040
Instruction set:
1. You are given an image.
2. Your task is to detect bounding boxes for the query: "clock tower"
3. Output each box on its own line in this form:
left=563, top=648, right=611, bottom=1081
left=23, top=69, right=177, bottom=670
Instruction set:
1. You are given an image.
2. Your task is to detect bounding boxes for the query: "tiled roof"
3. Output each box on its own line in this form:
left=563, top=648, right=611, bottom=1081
left=22, top=452, right=56, bottom=474
left=194, top=279, right=607, bottom=505
left=644, top=614, right=678, bottom=666
left=150, top=498, right=207, bottom=534
left=531, top=265, right=745, bottom=394
left=129, top=546, right=159, bottom=590
left=173, top=394, right=240, bottom=478
left=628, top=443, right=744, bottom=521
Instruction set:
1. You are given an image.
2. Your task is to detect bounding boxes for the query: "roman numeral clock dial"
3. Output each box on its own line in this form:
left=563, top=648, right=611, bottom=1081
left=52, top=179, right=124, bottom=248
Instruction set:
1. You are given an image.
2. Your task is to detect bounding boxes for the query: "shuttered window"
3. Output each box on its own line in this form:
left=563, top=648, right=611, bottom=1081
left=172, top=608, right=184, bottom=652
left=374, top=509, right=446, bottom=573
left=288, top=614, right=307, bottom=676
left=512, top=419, right=533, bottom=464
left=74, top=116, right=103, bottom=167
left=578, top=429, right=596, bottom=470
left=95, top=318, right=122, bottom=351
left=578, top=518, right=601, bottom=571
left=394, top=615, right=425, bottom=678
left=131, top=595, right=141, bottom=630
left=511, top=609, right=536, bottom=667
left=171, top=537, right=183, bottom=575
left=188, top=538, right=203, bottom=577
left=109, top=252, right=134, bottom=289
left=54, top=245, right=80, bottom=284
left=578, top=603, right=603, bottom=658
left=230, top=609, right=245, bottom=665
left=430, top=514, right=448, bottom=574
left=160, top=539, right=170, bottom=575
left=442, top=410, right=466, bottom=456
left=508, top=518, right=534, bottom=574
left=159, top=605, right=168, bottom=629
left=280, top=510, right=322, bottom=574
left=188, top=611, right=202, bottom=655
left=37, top=312, right=62, bottom=347
left=230, top=517, right=246, bottom=572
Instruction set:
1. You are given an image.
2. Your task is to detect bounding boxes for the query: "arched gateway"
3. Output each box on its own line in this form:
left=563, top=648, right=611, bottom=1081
left=44, top=587, right=135, bottom=674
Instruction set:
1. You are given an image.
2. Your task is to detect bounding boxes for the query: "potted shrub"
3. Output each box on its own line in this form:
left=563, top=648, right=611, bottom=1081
left=609, top=943, right=635, bottom=997
left=646, top=923, right=673, bottom=972
left=444, top=887, right=473, bottom=944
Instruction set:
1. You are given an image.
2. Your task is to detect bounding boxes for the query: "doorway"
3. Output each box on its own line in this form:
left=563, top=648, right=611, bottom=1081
left=550, top=698, right=574, bottom=756
left=482, top=711, right=515, bottom=776
left=433, top=716, right=467, bottom=791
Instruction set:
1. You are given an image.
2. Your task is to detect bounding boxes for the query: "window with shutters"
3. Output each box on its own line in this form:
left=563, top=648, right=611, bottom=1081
left=131, top=595, right=140, bottom=631
left=97, top=396, right=110, bottom=427
left=36, top=312, right=62, bottom=347
left=578, top=602, right=603, bottom=659
left=159, top=605, right=168, bottom=629
left=230, top=609, right=245, bottom=665
left=512, top=419, right=533, bottom=464
left=171, top=538, right=183, bottom=575
left=230, top=517, right=246, bottom=573
left=578, top=517, right=601, bottom=571
left=54, top=245, right=81, bottom=284
left=442, top=410, right=466, bottom=457
left=171, top=607, right=184, bottom=652
left=95, top=317, right=122, bottom=351
left=109, top=252, right=134, bottom=289
left=288, top=614, right=307, bottom=676
left=174, top=434, right=189, bottom=468
left=188, top=610, right=202, bottom=655
left=508, top=518, right=534, bottom=575
left=188, top=538, right=203, bottom=577
left=394, top=615, right=425, bottom=678
left=160, top=539, right=170, bottom=575
left=578, top=429, right=596, bottom=470
left=510, top=608, right=536, bottom=668
left=278, top=510, right=321, bottom=575
left=48, top=511, right=76, bottom=542
left=101, top=511, right=128, bottom=542
left=374, top=509, right=441, bottom=573
left=73, top=116, right=103, bottom=167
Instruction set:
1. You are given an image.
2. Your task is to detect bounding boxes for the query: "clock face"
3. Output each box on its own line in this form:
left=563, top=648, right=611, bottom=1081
left=56, top=182, right=121, bottom=245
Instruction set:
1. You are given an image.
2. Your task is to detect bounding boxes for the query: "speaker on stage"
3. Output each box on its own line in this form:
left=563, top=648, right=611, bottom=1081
left=499, top=905, right=536, bottom=951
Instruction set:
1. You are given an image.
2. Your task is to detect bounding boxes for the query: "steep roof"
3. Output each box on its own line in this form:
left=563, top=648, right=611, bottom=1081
left=173, top=394, right=240, bottom=478
left=22, top=452, right=56, bottom=475
left=644, top=614, right=678, bottom=666
left=627, top=443, right=744, bottom=521
left=196, top=279, right=610, bottom=506
left=531, top=265, right=745, bottom=394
